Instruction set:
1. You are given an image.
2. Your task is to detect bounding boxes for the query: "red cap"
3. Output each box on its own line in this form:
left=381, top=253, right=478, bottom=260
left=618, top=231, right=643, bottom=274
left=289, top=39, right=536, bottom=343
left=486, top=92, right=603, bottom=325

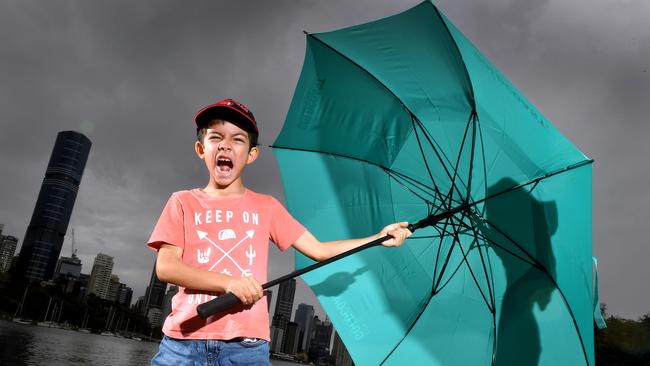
left=194, top=98, right=258, bottom=134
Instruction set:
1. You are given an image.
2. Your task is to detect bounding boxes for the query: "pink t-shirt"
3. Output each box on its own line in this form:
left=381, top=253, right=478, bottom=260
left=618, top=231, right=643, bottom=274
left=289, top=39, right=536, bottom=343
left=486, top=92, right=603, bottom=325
left=147, top=188, right=306, bottom=340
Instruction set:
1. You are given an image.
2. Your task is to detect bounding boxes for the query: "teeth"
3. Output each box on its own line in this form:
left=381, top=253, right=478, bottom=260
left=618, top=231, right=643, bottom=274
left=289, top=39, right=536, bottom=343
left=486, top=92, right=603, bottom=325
left=217, top=158, right=233, bottom=168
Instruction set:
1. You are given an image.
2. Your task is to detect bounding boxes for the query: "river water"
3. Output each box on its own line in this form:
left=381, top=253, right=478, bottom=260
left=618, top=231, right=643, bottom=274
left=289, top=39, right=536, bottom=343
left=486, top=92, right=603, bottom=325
left=0, top=320, right=301, bottom=365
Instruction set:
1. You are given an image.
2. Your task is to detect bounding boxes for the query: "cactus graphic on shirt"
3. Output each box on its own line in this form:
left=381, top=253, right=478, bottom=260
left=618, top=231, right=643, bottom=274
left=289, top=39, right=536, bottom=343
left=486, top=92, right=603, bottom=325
left=246, top=244, right=256, bottom=266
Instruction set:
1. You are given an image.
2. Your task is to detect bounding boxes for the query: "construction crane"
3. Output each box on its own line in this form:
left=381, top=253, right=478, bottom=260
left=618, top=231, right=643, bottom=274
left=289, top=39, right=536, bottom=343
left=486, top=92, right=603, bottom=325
left=71, top=228, right=78, bottom=258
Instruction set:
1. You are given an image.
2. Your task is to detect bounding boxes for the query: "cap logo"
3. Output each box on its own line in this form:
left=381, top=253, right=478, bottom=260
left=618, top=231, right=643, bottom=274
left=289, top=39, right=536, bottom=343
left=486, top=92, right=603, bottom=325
left=228, top=99, right=250, bottom=113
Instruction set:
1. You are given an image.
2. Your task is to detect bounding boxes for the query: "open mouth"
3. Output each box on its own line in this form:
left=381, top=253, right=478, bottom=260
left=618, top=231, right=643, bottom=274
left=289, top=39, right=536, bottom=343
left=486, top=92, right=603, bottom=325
left=216, top=157, right=234, bottom=174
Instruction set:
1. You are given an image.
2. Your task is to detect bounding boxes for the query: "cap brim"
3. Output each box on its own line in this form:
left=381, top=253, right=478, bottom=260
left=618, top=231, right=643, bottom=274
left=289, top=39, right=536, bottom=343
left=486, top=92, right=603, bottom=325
left=195, top=106, right=258, bottom=133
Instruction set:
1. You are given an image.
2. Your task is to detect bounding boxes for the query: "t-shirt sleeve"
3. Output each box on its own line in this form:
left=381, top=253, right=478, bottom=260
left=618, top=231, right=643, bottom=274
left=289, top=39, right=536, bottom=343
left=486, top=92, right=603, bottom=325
left=147, top=193, right=185, bottom=251
left=268, top=196, right=306, bottom=252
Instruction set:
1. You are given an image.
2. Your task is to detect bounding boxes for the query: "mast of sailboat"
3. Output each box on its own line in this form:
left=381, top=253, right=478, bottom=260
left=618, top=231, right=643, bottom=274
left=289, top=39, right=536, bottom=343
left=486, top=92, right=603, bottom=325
left=56, top=300, right=63, bottom=323
left=42, top=297, right=52, bottom=322
left=82, top=308, right=89, bottom=329
left=13, top=287, right=28, bottom=318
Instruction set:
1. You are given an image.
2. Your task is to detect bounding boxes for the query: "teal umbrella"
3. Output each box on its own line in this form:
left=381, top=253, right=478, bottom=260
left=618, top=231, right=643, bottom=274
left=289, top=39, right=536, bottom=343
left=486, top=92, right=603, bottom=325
left=272, top=1, right=600, bottom=365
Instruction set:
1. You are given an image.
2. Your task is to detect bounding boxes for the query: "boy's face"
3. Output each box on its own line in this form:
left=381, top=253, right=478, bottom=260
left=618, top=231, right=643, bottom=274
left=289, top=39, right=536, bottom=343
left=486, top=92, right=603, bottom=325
left=195, top=120, right=259, bottom=189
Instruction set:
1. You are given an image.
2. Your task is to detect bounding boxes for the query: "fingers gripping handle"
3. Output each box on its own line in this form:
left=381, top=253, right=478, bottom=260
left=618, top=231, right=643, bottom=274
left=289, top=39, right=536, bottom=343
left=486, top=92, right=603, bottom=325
left=197, top=292, right=240, bottom=318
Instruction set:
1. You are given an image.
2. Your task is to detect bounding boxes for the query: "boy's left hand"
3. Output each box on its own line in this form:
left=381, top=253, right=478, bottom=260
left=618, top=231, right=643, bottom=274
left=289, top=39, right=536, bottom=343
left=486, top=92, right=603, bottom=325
left=380, top=221, right=412, bottom=247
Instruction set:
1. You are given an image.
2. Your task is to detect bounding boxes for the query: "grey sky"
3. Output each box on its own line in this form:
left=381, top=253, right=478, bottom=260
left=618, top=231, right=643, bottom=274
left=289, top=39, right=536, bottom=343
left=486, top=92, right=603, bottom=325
left=0, top=0, right=648, bottom=321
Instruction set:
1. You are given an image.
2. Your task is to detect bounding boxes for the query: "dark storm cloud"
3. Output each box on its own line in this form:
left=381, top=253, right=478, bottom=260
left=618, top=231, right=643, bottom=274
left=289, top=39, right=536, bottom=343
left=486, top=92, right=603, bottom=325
left=1, top=0, right=648, bottom=319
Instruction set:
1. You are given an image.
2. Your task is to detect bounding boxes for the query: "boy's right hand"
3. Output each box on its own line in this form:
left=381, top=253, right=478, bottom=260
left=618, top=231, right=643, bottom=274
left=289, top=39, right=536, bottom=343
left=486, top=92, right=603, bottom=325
left=225, top=276, right=263, bottom=306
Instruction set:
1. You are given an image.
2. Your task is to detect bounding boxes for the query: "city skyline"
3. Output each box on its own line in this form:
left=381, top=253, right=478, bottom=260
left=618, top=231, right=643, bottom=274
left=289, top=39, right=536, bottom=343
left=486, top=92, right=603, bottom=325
left=0, top=0, right=649, bottom=324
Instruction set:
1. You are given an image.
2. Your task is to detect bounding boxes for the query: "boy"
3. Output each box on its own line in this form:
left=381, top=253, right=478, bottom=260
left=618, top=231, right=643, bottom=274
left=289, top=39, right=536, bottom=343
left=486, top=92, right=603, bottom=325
left=148, top=98, right=411, bottom=365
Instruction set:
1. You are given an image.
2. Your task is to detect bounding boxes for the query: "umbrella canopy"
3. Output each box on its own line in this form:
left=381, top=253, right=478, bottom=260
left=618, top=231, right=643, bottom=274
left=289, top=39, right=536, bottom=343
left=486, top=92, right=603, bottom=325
left=273, top=1, right=597, bottom=365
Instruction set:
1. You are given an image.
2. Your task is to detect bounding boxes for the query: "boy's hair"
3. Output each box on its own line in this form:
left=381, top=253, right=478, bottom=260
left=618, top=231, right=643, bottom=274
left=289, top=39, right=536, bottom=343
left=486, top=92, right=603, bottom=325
left=197, top=119, right=259, bottom=149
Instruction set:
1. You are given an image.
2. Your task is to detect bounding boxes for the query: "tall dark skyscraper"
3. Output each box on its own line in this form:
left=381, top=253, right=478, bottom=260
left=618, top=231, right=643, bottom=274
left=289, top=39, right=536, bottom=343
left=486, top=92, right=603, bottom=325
left=272, top=278, right=296, bottom=352
left=294, top=303, right=315, bottom=352
left=144, top=264, right=167, bottom=314
left=272, top=278, right=296, bottom=331
left=310, top=316, right=333, bottom=358
left=16, top=131, right=91, bottom=283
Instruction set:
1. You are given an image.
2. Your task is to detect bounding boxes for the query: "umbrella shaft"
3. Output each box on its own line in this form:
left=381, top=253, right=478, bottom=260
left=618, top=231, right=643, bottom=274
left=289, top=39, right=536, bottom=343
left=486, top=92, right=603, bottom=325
left=262, top=235, right=390, bottom=289
left=409, top=204, right=469, bottom=231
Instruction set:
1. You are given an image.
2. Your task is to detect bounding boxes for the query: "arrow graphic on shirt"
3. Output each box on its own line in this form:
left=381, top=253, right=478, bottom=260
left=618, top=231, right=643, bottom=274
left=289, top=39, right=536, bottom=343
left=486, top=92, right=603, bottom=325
left=196, top=229, right=255, bottom=273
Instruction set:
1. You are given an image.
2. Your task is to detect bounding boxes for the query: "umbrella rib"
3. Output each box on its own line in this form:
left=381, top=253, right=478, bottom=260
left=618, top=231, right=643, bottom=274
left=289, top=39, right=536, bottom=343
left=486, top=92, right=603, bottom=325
left=384, top=169, right=440, bottom=207
left=431, top=217, right=456, bottom=292
left=465, top=111, right=479, bottom=204
left=306, top=32, right=425, bottom=127
left=475, top=217, right=591, bottom=365
left=464, top=211, right=498, bottom=311
left=385, top=168, right=465, bottom=210
left=438, top=158, right=594, bottom=219
left=411, top=115, right=471, bottom=205
left=432, top=217, right=461, bottom=294
left=429, top=1, right=478, bottom=104
left=270, top=145, right=391, bottom=170
left=449, top=216, right=495, bottom=313
left=477, top=118, right=490, bottom=218
left=477, top=159, right=594, bottom=206
left=467, top=114, right=499, bottom=305
left=432, top=215, right=495, bottom=313
left=457, top=217, right=539, bottom=268
left=409, top=113, right=448, bottom=205
left=448, top=109, right=477, bottom=204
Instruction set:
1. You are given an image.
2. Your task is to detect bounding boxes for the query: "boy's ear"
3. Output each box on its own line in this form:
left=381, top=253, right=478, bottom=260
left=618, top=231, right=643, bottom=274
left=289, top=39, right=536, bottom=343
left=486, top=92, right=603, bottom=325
left=246, top=146, right=259, bottom=165
left=195, top=140, right=205, bottom=159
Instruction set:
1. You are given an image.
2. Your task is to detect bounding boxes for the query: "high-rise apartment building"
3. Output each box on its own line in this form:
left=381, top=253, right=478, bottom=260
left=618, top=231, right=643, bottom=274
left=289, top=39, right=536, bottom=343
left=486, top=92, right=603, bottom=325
left=294, top=303, right=315, bottom=352
left=147, top=307, right=164, bottom=328
left=272, top=278, right=296, bottom=330
left=107, top=275, right=121, bottom=302
left=54, top=255, right=82, bottom=279
left=115, top=283, right=133, bottom=307
left=283, top=321, right=300, bottom=355
left=311, top=316, right=333, bottom=354
left=88, top=253, right=114, bottom=299
left=271, top=279, right=296, bottom=352
left=161, top=285, right=178, bottom=320
left=270, top=326, right=285, bottom=353
left=144, top=264, right=167, bottom=315
left=0, top=235, right=19, bottom=273
left=15, top=131, right=91, bottom=283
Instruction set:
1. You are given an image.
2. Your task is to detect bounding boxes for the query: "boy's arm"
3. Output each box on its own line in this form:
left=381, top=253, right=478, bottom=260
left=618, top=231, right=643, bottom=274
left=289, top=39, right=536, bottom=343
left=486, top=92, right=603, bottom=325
left=156, top=243, right=263, bottom=305
left=291, top=222, right=411, bottom=262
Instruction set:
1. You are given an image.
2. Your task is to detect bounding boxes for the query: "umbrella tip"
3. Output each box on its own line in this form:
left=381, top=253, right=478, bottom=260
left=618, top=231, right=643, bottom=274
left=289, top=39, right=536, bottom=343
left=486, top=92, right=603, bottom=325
left=302, top=30, right=309, bottom=35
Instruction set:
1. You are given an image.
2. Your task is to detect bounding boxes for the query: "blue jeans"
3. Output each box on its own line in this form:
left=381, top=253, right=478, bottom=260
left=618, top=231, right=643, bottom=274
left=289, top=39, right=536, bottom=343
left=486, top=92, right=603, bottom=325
left=151, top=336, right=272, bottom=366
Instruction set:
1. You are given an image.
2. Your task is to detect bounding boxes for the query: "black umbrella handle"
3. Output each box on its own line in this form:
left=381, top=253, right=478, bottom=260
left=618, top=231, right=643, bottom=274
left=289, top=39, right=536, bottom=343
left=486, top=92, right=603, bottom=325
left=196, top=234, right=391, bottom=318
left=197, top=292, right=240, bottom=318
